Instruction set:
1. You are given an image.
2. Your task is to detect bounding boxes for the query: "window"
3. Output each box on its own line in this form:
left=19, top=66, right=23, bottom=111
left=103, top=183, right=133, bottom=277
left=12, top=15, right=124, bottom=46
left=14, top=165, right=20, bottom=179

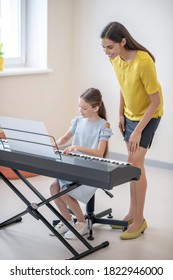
left=0, top=0, right=25, bottom=66
left=0, top=0, right=50, bottom=75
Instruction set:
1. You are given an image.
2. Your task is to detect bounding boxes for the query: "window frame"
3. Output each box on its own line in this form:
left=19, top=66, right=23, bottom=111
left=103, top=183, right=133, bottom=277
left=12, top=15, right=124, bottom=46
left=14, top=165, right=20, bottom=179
left=0, top=0, right=26, bottom=67
left=0, top=0, right=51, bottom=77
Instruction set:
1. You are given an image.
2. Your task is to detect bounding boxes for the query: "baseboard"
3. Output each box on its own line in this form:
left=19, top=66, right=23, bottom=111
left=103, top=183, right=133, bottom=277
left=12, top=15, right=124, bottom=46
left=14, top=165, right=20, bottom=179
left=109, top=152, right=173, bottom=170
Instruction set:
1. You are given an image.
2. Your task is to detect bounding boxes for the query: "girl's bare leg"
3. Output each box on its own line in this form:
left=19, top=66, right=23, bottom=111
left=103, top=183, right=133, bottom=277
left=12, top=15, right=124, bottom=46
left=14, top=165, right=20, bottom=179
left=50, top=180, right=86, bottom=223
left=50, top=180, right=72, bottom=221
left=61, top=194, right=86, bottom=223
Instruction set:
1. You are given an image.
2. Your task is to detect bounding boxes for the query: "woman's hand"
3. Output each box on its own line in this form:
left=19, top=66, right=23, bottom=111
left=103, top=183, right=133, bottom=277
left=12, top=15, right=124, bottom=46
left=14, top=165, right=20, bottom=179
left=128, top=130, right=141, bottom=154
left=118, top=115, right=125, bottom=136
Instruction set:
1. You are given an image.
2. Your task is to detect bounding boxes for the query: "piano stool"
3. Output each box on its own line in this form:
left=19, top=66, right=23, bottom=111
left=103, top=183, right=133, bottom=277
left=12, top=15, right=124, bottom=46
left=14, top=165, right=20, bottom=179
left=52, top=191, right=128, bottom=240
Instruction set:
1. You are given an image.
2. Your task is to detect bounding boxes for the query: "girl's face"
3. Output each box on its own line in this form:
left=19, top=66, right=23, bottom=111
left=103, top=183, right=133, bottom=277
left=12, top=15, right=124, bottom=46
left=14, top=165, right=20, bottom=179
left=101, top=38, right=124, bottom=60
left=78, top=98, right=99, bottom=119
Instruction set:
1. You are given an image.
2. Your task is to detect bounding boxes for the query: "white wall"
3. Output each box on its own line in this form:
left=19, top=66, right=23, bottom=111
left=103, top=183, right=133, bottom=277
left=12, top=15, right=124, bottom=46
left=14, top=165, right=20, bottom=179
left=72, top=0, right=173, bottom=164
left=0, top=0, right=172, bottom=165
left=0, top=0, right=74, bottom=138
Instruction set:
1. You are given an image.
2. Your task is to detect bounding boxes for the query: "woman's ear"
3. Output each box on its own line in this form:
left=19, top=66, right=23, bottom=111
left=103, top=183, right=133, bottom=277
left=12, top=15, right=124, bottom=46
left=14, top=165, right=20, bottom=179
left=121, top=38, right=126, bottom=47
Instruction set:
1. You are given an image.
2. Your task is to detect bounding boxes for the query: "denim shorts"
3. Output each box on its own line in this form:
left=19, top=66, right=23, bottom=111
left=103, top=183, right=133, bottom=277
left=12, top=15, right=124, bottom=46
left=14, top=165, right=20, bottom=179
left=124, top=117, right=161, bottom=148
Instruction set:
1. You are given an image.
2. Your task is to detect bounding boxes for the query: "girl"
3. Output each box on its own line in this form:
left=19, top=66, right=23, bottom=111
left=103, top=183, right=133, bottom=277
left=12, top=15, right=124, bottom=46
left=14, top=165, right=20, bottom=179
left=50, top=88, right=113, bottom=239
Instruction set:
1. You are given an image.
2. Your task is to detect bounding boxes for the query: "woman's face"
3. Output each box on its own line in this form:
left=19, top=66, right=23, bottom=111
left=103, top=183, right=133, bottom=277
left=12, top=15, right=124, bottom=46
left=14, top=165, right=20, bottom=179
left=101, top=38, right=123, bottom=60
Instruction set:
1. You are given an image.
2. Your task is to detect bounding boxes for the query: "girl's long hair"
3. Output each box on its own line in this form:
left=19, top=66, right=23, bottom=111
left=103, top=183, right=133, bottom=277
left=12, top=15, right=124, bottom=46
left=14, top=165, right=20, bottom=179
left=100, top=22, right=155, bottom=62
left=80, top=88, right=108, bottom=157
left=80, top=88, right=107, bottom=120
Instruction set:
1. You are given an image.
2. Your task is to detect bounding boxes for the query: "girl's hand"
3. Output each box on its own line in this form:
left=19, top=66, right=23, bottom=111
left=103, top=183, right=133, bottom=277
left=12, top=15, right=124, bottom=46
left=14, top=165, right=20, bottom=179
left=63, top=145, right=78, bottom=154
left=118, top=116, right=125, bottom=136
left=128, top=130, right=141, bottom=154
left=53, top=141, right=59, bottom=150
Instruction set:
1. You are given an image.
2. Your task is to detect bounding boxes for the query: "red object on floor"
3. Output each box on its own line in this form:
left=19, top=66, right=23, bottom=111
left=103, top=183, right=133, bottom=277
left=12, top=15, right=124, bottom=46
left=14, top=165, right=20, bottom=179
left=0, top=131, right=37, bottom=180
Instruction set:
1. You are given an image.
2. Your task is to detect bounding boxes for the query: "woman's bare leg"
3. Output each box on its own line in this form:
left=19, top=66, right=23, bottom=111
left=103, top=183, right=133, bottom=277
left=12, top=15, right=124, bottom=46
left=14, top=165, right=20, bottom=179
left=123, top=180, right=136, bottom=221
left=124, top=145, right=148, bottom=232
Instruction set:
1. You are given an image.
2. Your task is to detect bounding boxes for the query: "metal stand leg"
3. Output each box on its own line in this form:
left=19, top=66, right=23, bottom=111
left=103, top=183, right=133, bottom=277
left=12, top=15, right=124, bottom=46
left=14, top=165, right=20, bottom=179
left=0, top=170, right=109, bottom=259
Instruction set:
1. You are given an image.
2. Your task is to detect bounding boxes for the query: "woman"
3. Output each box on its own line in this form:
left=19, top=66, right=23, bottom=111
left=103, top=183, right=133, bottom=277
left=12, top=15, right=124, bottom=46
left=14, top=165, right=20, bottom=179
left=50, top=87, right=113, bottom=239
left=100, top=22, right=163, bottom=240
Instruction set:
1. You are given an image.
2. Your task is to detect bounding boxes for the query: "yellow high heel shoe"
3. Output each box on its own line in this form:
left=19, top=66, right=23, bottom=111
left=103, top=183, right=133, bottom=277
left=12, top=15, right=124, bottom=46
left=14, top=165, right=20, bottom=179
left=111, top=219, right=133, bottom=230
left=120, top=220, right=147, bottom=240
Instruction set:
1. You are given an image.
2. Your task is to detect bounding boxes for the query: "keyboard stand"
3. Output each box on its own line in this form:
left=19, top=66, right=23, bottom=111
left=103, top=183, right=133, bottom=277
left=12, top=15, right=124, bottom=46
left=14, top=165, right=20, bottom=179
left=0, top=170, right=109, bottom=260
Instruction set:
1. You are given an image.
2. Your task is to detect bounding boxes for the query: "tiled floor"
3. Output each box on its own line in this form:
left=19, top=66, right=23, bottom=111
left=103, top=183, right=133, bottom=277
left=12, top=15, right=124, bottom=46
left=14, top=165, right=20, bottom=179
left=0, top=165, right=173, bottom=260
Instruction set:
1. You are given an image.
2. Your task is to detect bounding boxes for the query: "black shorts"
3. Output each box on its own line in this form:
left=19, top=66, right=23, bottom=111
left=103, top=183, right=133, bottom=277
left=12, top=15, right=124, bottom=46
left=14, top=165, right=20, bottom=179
left=124, top=117, right=161, bottom=148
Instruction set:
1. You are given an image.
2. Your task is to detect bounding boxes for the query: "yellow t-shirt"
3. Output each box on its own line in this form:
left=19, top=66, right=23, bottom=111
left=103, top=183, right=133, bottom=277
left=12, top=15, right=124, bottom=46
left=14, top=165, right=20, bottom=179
left=111, top=51, right=163, bottom=120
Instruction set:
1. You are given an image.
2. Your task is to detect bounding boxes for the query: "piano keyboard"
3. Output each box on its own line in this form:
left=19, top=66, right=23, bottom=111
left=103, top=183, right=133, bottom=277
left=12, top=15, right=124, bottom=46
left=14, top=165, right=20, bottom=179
left=0, top=141, right=141, bottom=189
left=57, top=149, right=130, bottom=166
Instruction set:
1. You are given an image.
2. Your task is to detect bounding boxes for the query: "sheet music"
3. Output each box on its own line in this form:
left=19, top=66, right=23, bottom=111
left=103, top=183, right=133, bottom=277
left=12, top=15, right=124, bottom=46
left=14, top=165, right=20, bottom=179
left=0, top=116, right=57, bottom=159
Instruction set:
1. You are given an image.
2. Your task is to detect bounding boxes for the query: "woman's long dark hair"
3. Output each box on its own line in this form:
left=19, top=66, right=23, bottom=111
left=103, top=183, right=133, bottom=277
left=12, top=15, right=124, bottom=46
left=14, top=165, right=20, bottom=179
left=80, top=88, right=107, bottom=120
left=100, top=22, right=155, bottom=62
